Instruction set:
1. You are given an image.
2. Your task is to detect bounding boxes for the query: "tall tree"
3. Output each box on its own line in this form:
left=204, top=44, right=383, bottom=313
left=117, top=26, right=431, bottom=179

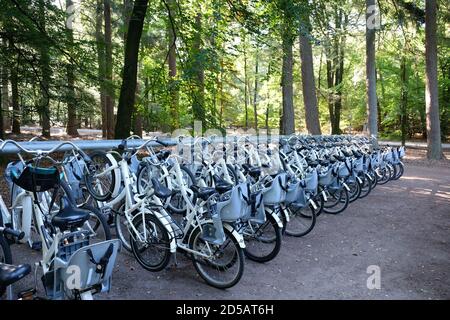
left=95, top=0, right=107, bottom=138
left=1, top=37, right=10, bottom=134
left=299, top=10, right=321, bottom=135
left=104, top=0, right=115, bottom=139
left=167, top=0, right=179, bottom=130
left=191, top=12, right=205, bottom=127
left=253, top=47, right=259, bottom=132
left=0, top=65, right=3, bottom=139
left=9, top=39, right=20, bottom=134
left=38, top=0, right=51, bottom=137
left=424, top=0, right=443, bottom=159
left=280, top=13, right=295, bottom=135
left=66, top=0, right=78, bottom=136
left=400, top=56, right=408, bottom=146
left=366, top=0, right=378, bottom=140
left=115, top=0, right=149, bottom=138
left=243, top=41, right=249, bottom=129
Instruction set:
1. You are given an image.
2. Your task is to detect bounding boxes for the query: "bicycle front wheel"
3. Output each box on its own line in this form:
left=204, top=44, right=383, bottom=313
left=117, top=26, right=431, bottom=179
left=190, top=226, right=244, bottom=289
left=284, top=204, right=317, bottom=237
left=130, top=213, right=172, bottom=272
left=322, top=187, right=349, bottom=214
left=243, top=214, right=282, bottom=263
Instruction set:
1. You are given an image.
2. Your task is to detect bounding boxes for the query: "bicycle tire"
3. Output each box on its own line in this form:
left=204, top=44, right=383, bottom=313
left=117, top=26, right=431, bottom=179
left=130, top=213, right=172, bottom=272
left=84, top=151, right=117, bottom=202
left=243, top=214, right=282, bottom=263
left=190, top=226, right=244, bottom=289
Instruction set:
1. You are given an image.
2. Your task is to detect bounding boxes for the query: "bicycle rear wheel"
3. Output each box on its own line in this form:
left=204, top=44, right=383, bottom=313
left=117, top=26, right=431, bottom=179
left=190, top=226, right=244, bottom=289
left=284, top=204, right=316, bottom=237
left=358, top=175, right=372, bottom=199
left=323, top=187, right=349, bottom=214
left=376, top=166, right=391, bottom=185
left=243, top=214, right=282, bottom=263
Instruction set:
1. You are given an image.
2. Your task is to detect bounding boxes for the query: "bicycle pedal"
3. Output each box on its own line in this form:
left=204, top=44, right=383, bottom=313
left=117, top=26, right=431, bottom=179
left=31, top=241, right=42, bottom=251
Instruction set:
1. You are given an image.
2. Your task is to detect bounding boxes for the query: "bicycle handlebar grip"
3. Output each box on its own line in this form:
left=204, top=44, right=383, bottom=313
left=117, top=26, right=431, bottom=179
left=156, top=138, right=169, bottom=147
left=3, top=228, right=25, bottom=240
left=118, top=139, right=127, bottom=151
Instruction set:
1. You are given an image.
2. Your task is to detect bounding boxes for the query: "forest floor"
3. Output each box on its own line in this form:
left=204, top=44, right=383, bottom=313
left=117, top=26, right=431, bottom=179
left=3, top=148, right=449, bottom=300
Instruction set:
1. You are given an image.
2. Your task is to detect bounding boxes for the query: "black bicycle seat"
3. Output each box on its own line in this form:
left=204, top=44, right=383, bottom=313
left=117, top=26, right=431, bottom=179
left=242, top=164, right=261, bottom=179
left=191, top=186, right=217, bottom=201
left=52, top=198, right=90, bottom=231
left=0, top=263, right=31, bottom=287
left=213, top=175, right=233, bottom=194
left=151, top=178, right=172, bottom=199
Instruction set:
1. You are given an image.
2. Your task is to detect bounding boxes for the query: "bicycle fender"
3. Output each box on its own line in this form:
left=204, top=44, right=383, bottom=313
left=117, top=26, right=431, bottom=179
left=269, top=211, right=284, bottom=228
left=309, top=198, right=318, bottom=210
left=222, top=223, right=246, bottom=249
left=342, top=182, right=350, bottom=191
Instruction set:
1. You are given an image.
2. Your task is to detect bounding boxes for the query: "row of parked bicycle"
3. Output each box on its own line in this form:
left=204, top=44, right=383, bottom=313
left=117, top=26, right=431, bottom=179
left=0, top=134, right=405, bottom=299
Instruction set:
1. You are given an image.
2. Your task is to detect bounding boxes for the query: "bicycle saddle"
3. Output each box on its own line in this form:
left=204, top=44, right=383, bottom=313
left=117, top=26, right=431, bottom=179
left=213, top=175, right=233, bottom=194
left=51, top=198, right=90, bottom=231
left=151, top=178, right=172, bottom=199
left=242, top=164, right=261, bottom=179
left=0, top=263, right=31, bottom=287
left=318, top=159, right=330, bottom=166
left=191, top=185, right=216, bottom=201
left=333, top=155, right=345, bottom=162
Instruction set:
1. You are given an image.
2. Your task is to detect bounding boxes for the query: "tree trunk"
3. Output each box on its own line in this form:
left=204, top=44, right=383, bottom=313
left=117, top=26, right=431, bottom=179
left=400, top=56, right=408, bottom=146
left=331, top=11, right=345, bottom=135
left=253, top=48, right=259, bottom=132
left=167, top=0, right=179, bottom=130
left=366, top=0, right=378, bottom=140
left=299, top=14, right=321, bottom=135
left=281, top=28, right=295, bottom=135
left=66, top=0, right=78, bottom=136
left=104, top=0, right=115, bottom=139
left=191, top=12, right=205, bottom=127
left=377, top=68, right=385, bottom=131
left=9, top=41, right=20, bottom=134
left=0, top=65, right=3, bottom=139
left=1, top=39, right=10, bottom=132
left=95, top=0, right=107, bottom=137
left=39, top=0, right=51, bottom=137
left=326, top=56, right=334, bottom=134
left=219, top=59, right=224, bottom=128
left=425, top=0, right=443, bottom=159
left=243, top=42, right=249, bottom=130
left=115, top=0, right=149, bottom=139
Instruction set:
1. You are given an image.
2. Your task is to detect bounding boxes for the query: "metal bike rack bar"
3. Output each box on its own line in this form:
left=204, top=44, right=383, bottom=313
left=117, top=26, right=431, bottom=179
left=0, top=139, right=176, bottom=155
left=0, top=134, right=372, bottom=155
